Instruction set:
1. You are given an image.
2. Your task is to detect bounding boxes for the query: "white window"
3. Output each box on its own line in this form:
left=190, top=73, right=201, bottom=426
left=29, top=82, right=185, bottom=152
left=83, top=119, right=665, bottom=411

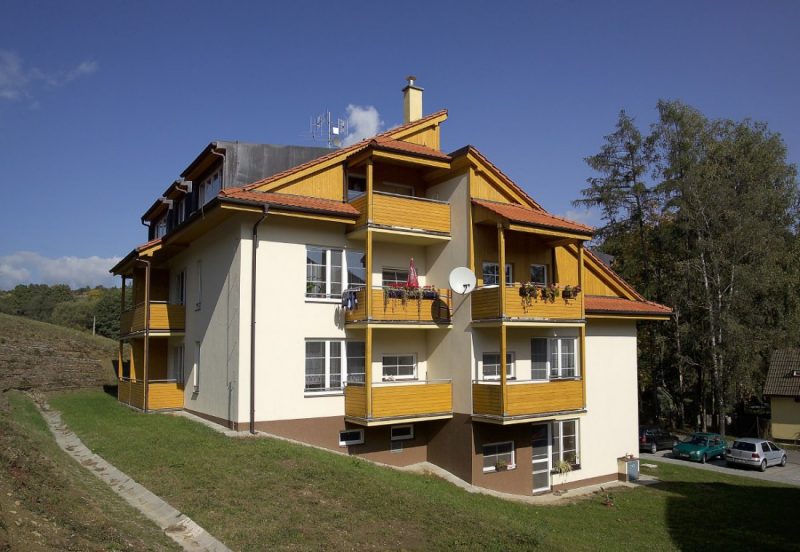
left=532, top=337, right=578, bottom=380
left=195, top=260, right=202, bottom=311
left=305, top=340, right=365, bottom=391
left=482, top=441, right=515, bottom=472
left=176, top=198, right=185, bottom=225
left=306, top=246, right=364, bottom=298
left=338, top=429, right=364, bottom=447
left=481, top=352, right=515, bottom=380
left=199, top=168, right=222, bottom=206
left=390, top=425, right=414, bottom=441
left=552, top=420, right=580, bottom=468
left=170, top=344, right=184, bottom=383
left=482, top=262, right=513, bottom=286
left=175, top=270, right=186, bottom=305
left=382, top=354, right=416, bottom=381
left=530, top=264, right=547, bottom=286
left=346, top=341, right=366, bottom=384
left=382, top=268, right=409, bottom=286
left=193, top=341, right=201, bottom=391
left=154, top=216, right=167, bottom=239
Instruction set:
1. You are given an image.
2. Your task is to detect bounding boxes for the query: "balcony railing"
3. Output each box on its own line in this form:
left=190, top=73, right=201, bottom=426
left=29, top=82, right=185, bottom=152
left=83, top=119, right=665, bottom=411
left=344, top=287, right=451, bottom=325
left=345, top=379, right=453, bottom=421
left=472, top=378, right=584, bottom=419
left=471, top=284, right=583, bottom=321
left=118, top=378, right=184, bottom=410
left=350, top=191, right=451, bottom=235
left=120, top=301, right=185, bottom=336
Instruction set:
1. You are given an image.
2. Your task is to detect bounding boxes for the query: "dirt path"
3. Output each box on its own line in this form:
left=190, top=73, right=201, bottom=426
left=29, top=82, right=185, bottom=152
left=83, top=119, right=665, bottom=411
left=36, top=399, right=231, bottom=552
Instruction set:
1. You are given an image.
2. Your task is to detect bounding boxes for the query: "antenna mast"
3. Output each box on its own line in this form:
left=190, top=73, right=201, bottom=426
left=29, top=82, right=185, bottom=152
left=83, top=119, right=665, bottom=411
left=309, top=110, right=348, bottom=148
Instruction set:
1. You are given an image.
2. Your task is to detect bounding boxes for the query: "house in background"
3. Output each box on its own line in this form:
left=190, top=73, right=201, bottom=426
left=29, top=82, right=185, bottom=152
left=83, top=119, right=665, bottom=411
left=111, top=78, right=671, bottom=496
left=764, top=349, right=800, bottom=443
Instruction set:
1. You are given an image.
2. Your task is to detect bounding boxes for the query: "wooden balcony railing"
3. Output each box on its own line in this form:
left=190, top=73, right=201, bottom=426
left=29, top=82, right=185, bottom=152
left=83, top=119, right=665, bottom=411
left=120, top=302, right=185, bottom=336
left=471, top=284, right=583, bottom=321
left=117, top=379, right=184, bottom=410
left=344, top=287, right=451, bottom=325
left=472, top=379, right=584, bottom=419
left=345, top=380, right=453, bottom=421
left=350, top=192, right=450, bottom=235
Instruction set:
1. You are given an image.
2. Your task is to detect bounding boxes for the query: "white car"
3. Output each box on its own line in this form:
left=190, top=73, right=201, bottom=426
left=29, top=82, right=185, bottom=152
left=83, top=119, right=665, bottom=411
left=725, top=438, right=787, bottom=472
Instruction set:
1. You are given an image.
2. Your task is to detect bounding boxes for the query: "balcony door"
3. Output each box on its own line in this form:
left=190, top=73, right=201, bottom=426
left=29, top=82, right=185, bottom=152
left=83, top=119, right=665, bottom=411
left=532, top=423, right=551, bottom=493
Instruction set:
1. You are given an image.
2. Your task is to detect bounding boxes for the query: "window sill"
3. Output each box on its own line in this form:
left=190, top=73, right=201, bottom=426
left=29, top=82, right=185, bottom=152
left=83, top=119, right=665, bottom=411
left=304, top=390, right=344, bottom=397
left=551, top=464, right=581, bottom=474
left=483, top=464, right=517, bottom=473
left=305, top=297, right=342, bottom=304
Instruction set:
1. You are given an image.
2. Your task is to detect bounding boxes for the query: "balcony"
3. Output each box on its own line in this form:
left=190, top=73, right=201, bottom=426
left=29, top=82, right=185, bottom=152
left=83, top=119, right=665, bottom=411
left=471, top=284, right=583, bottom=322
left=344, top=380, right=453, bottom=425
left=117, top=379, right=184, bottom=410
left=344, top=287, right=451, bottom=326
left=349, top=192, right=450, bottom=242
left=120, top=301, right=185, bottom=337
left=472, top=379, right=584, bottom=422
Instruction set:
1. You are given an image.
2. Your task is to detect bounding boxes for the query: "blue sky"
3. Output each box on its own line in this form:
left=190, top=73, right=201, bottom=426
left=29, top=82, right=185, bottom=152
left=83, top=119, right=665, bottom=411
left=1, top=1, right=798, bottom=288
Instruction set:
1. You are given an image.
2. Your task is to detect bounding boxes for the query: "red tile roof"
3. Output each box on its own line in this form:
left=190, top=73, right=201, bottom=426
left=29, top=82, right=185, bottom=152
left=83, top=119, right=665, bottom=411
left=370, top=136, right=451, bottom=161
left=585, top=295, right=672, bottom=316
left=472, top=199, right=594, bottom=235
left=219, top=189, right=360, bottom=218
left=239, top=109, right=449, bottom=192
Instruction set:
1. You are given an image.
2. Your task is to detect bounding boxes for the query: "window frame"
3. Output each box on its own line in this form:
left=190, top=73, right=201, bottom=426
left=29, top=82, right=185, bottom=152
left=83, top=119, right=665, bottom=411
left=193, top=341, right=201, bottom=392
left=382, top=267, right=410, bottom=287
left=346, top=175, right=366, bottom=201
left=390, top=424, right=414, bottom=441
left=530, top=264, right=547, bottom=286
left=482, top=441, right=516, bottom=473
left=306, top=245, right=364, bottom=300
left=481, top=351, right=516, bottom=381
left=381, top=353, right=417, bottom=381
left=304, top=339, right=365, bottom=393
left=170, top=344, right=185, bottom=383
left=551, top=419, right=580, bottom=470
left=531, top=337, right=580, bottom=380
left=338, top=429, right=364, bottom=447
left=482, top=261, right=513, bottom=287
left=199, top=167, right=222, bottom=206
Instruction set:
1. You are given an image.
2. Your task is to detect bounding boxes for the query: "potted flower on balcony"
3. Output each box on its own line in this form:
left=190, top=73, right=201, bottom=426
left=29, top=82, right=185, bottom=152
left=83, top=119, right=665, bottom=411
left=518, top=282, right=540, bottom=308
left=542, top=283, right=561, bottom=303
left=562, top=285, right=582, bottom=301
left=494, top=459, right=509, bottom=472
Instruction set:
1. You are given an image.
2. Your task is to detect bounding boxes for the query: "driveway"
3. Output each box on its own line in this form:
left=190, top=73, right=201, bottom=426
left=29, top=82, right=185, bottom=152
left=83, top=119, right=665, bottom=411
left=641, top=447, right=800, bottom=488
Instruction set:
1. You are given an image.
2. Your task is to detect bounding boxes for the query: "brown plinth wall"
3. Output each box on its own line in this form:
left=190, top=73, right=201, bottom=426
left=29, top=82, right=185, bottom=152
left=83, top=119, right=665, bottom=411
left=470, top=421, right=534, bottom=494
left=426, top=413, right=475, bottom=484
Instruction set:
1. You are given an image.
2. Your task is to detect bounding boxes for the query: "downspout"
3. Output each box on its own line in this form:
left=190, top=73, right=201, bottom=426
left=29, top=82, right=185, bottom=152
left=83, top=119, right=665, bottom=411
left=250, top=205, right=270, bottom=434
left=135, top=258, right=151, bottom=412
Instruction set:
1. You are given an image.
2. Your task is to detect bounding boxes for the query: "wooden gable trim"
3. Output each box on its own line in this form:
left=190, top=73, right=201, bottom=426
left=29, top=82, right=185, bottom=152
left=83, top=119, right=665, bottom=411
left=388, top=112, right=447, bottom=141
left=465, top=151, right=540, bottom=209
left=566, top=244, right=638, bottom=300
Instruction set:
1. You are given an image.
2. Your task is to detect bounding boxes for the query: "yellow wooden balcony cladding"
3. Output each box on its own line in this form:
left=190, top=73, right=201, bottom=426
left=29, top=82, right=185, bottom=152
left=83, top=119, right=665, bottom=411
left=344, top=288, right=451, bottom=324
left=471, top=284, right=583, bottom=321
left=351, top=192, right=451, bottom=234
left=472, top=379, right=584, bottom=418
left=345, top=381, right=453, bottom=420
left=120, top=302, right=185, bottom=336
left=117, top=380, right=184, bottom=410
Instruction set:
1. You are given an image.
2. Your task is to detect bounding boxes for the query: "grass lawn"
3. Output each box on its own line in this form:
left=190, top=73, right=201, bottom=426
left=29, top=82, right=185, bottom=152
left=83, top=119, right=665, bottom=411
left=0, top=391, right=177, bottom=550
left=51, top=390, right=799, bottom=551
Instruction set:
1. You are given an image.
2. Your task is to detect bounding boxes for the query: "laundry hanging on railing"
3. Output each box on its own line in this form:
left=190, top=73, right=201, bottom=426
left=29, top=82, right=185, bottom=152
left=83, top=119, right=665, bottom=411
left=342, top=289, right=359, bottom=311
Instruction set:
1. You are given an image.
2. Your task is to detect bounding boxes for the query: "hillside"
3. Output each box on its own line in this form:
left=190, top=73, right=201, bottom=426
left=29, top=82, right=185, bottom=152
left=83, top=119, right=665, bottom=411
left=0, top=313, right=119, bottom=392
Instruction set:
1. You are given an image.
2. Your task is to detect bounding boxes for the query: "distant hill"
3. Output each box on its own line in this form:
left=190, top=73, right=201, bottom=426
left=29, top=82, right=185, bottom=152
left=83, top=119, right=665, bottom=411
left=0, top=313, right=118, bottom=392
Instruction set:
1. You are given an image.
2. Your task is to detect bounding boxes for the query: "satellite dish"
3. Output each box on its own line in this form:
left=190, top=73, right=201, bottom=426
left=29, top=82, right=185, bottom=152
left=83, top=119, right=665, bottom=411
left=449, top=267, right=477, bottom=295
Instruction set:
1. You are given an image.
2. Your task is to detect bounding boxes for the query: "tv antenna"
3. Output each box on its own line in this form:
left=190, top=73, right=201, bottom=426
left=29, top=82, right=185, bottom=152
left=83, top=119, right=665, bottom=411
left=309, top=110, right=348, bottom=148
left=449, top=267, right=477, bottom=295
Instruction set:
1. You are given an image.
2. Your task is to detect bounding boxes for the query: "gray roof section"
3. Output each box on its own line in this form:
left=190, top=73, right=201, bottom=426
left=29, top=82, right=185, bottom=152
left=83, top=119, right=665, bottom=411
left=214, top=142, right=332, bottom=189
left=764, top=349, right=800, bottom=397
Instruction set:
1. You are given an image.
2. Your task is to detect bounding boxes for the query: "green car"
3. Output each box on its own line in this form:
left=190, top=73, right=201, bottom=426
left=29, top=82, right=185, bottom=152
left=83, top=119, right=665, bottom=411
left=672, top=432, right=727, bottom=463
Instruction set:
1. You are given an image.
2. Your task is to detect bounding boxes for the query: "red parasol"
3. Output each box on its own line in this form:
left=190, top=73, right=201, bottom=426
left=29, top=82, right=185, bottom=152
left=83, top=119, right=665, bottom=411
left=407, top=257, right=419, bottom=288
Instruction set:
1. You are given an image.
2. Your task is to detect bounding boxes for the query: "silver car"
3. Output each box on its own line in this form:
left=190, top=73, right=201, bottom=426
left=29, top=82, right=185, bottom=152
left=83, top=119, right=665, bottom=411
left=725, top=438, right=787, bottom=472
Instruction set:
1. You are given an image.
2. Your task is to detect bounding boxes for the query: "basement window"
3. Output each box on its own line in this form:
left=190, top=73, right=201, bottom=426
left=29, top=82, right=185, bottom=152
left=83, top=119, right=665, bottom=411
left=390, top=425, right=414, bottom=441
left=339, top=429, right=364, bottom=447
left=483, top=441, right=515, bottom=473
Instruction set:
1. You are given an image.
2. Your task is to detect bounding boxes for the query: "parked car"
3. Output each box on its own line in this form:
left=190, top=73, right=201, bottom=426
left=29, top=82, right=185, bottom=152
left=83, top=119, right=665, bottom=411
left=725, top=438, right=787, bottom=472
left=672, top=432, right=726, bottom=463
left=639, top=426, right=679, bottom=454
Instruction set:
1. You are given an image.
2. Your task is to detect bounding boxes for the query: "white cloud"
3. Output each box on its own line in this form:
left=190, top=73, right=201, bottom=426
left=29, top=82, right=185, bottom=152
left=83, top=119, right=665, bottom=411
left=342, top=105, right=383, bottom=146
left=0, top=251, right=121, bottom=290
left=0, top=50, right=98, bottom=103
left=558, top=208, right=603, bottom=229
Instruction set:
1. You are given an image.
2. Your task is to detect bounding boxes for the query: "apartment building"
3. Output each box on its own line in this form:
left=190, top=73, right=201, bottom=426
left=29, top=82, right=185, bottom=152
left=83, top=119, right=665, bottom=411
left=111, top=79, right=671, bottom=495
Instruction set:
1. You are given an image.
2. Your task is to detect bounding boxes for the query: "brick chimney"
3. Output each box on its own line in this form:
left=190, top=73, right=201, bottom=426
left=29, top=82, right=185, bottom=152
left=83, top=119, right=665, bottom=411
left=402, top=75, right=423, bottom=123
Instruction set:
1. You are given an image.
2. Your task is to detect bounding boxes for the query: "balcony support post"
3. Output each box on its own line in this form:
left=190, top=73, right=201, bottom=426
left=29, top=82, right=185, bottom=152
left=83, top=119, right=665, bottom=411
left=580, top=324, right=586, bottom=409
left=500, top=324, right=508, bottom=416
left=578, top=241, right=585, bottom=317
left=497, top=224, right=506, bottom=319
left=366, top=158, right=374, bottom=224
left=135, top=259, right=151, bottom=413
left=366, top=326, right=373, bottom=419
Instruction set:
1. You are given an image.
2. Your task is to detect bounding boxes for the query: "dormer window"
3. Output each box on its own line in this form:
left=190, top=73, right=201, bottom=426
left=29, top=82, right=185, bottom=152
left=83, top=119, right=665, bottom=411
left=154, top=216, right=168, bottom=238
left=199, top=168, right=222, bottom=206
